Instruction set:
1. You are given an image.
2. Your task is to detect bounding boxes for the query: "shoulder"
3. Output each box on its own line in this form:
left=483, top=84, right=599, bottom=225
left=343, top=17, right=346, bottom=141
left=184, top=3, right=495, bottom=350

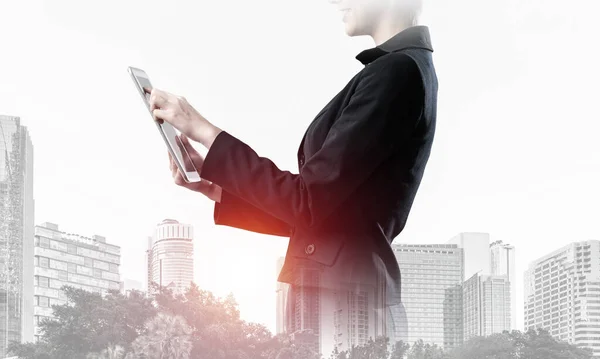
left=363, top=52, right=420, bottom=78
left=357, top=52, right=422, bottom=92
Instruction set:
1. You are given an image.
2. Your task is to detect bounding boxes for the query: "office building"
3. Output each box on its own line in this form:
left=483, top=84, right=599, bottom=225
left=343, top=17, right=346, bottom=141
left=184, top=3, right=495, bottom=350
left=392, top=244, right=464, bottom=349
left=147, top=219, right=194, bottom=294
left=463, top=273, right=511, bottom=341
left=279, top=259, right=390, bottom=356
left=33, top=223, right=121, bottom=342
left=447, top=232, right=490, bottom=280
left=524, top=240, right=600, bottom=357
left=286, top=267, right=322, bottom=355
left=275, top=257, right=289, bottom=335
left=0, top=115, right=34, bottom=356
left=490, top=240, right=516, bottom=329
left=332, top=282, right=388, bottom=353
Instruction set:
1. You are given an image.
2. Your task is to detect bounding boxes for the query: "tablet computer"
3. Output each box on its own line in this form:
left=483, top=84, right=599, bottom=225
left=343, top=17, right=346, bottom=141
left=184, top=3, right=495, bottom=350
left=128, top=66, right=201, bottom=183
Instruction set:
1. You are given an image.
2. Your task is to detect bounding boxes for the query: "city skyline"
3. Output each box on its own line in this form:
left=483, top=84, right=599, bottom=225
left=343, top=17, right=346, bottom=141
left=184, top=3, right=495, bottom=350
left=2, top=204, right=597, bottom=353
left=3, top=109, right=599, bottom=335
left=0, top=126, right=597, bottom=356
left=2, top=0, right=600, bottom=336
left=1, top=138, right=597, bottom=342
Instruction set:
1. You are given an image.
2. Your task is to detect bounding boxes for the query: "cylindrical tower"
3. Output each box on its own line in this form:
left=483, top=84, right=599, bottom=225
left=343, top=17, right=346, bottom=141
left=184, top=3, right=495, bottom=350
left=149, top=219, right=194, bottom=294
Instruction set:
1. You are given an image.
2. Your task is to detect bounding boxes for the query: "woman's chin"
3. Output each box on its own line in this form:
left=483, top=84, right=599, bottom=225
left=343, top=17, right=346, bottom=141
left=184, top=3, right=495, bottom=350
left=343, top=21, right=367, bottom=38
left=343, top=23, right=358, bottom=37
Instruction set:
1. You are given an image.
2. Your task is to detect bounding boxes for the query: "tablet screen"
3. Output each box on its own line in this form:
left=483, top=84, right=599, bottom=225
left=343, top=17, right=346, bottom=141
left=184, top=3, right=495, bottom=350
left=129, top=67, right=201, bottom=182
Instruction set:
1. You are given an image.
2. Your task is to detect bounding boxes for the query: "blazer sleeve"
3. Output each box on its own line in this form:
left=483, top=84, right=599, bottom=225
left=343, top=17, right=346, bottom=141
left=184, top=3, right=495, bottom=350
left=200, top=53, right=423, bottom=229
left=212, top=189, right=292, bottom=237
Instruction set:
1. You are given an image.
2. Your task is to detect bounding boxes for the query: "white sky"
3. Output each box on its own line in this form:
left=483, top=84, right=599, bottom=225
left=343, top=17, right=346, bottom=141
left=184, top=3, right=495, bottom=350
left=1, top=0, right=599, bottom=334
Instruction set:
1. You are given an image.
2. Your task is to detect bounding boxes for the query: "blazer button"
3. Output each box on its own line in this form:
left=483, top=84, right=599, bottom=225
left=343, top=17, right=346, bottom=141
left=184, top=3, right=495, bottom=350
left=299, top=155, right=305, bottom=166
left=305, top=244, right=315, bottom=255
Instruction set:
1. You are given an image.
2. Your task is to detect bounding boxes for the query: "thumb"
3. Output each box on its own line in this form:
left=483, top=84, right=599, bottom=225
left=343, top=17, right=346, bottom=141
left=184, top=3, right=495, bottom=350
left=179, top=134, right=193, bottom=150
left=180, top=134, right=191, bottom=145
left=179, top=134, right=201, bottom=160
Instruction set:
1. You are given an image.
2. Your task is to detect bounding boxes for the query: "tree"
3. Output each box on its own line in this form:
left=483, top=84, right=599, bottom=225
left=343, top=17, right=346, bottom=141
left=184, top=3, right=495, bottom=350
left=8, top=283, right=312, bottom=359
left=152, top=283, right=292, bottom=359
left=513, top=329, right=592, bottom=359
left=407, top=340, right=448, bottom=359
left=130, top=313, right=193, bottom=359
left=451, top=329, right=593, bottom=359
left=7, top=342, right=52, bottom=359
left=86, top=345, right=126, bottom=359
left=273, top=343, right=320, bottom=359
left=450, top=333, right=515, bottom=359
left=328, top=336, right=410, bottom=359
left=390, top=340, right=410, bottom=359
left=346, top=336, right=391, bottom=359
left=9, top=286, right=156, bottom=359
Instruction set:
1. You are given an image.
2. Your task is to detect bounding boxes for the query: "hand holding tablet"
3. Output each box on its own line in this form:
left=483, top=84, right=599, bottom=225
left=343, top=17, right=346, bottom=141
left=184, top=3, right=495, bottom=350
left=128, top=66, right=202, bottom=183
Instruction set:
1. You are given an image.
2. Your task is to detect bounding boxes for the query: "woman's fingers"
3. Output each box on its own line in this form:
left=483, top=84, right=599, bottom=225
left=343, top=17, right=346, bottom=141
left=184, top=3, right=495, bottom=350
left=180, top=134, right=190, bottom=145
left=148, top=88, right=170, bottom=111
left=178, top=135, right=204, bottom=170
left=169, top=153, right=179, bottom=179
left=152, top=109, right=167, bottom=124
left=168, top=149, right=216, bottom=199
left=179, top=134, right=197, bottom=155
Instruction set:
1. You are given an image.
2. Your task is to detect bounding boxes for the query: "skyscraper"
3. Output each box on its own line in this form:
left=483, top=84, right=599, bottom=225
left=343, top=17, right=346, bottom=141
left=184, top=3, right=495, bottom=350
left=332, top=282, right=388, bottom=353
left=286, top=267, right=322, bottom=355
left=275, top=257, right=289, bottom=335
left=33, top=223, right=121, bottom=342
left=524, top=240, right=600, bottom=357
left=447, top=232, right=491, bottom=280
left=147, top=219, right=194, bottom=295
left=490, top=240, right=516, bottom=329
left=392, top=244, right=464, bottom=349
left=463, top=273, right=511, bottom=341
left=277, top=258, right=388, bottom=357
left=0, top=115, right=34, bottom=356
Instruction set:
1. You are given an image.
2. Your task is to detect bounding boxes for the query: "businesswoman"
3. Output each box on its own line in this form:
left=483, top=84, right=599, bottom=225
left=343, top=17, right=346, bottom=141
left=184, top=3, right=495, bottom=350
left=148, top=0, right=437, bottom=354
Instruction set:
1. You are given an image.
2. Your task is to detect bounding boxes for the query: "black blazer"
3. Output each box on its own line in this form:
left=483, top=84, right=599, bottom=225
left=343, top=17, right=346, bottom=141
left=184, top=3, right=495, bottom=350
left=200, top=26, right=438, bottom=306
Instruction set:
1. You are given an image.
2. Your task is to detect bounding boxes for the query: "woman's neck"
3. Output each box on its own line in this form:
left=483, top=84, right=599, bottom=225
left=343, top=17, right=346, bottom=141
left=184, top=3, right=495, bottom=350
left=371, top=18, right=415, bottom=46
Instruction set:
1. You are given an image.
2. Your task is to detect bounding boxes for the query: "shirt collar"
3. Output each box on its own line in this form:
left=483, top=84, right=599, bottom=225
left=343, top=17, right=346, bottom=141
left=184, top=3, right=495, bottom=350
left=356, top=25, right=433, bottom=65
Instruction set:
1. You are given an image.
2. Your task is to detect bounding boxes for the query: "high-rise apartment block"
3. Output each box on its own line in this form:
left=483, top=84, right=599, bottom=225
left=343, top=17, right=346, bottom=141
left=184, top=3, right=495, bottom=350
left=286, top=267, right=322, bottom=355
left=332, top=281, right=388, bottom=353
left=33, top=223, right=121, bottom=342
left=524, top=240, right=600, bottom=357
left=146, top=219, right=194, bottom=294
left=0, top=115, right=34, bottom=356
